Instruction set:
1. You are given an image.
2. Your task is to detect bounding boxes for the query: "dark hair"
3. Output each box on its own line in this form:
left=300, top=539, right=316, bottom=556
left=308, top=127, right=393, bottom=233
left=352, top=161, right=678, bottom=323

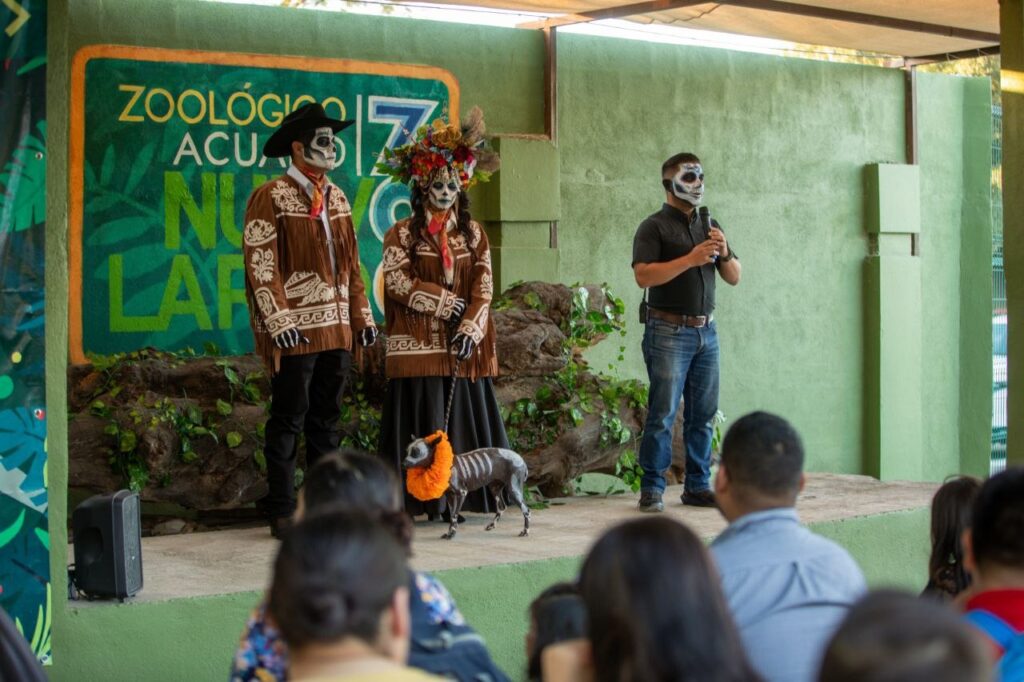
left=971, top=466, right=1024, bottom=572
left=720, top=411, right=804, bottom=503
left=579, top=517, right=760, bottom=682
left=923, top=476, right=981, bottom=600
left=527, top=583, right=585, bottom=681
left=661, top=152, right=701, bottom=178
left=818, top=590, right=991, bottom=682
left=268, top=512, right=408, bottom=650
left=407, top=182, right=474, bottom=267
left=302, top=449, right=413, bottom=553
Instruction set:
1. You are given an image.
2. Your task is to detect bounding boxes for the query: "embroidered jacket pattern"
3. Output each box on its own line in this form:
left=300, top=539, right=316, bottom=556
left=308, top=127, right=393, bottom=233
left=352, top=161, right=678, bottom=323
left=382, top=217, right=498, bottom=380
left=243, top=172, right=374, bottom=372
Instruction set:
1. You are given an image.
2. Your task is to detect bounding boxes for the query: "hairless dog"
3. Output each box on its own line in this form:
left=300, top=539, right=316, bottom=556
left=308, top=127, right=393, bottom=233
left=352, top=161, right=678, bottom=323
left=404, top=435, right=531, bottom=540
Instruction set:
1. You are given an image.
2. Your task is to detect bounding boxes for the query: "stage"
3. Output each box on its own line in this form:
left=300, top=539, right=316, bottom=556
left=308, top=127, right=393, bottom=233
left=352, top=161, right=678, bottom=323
left=68, top=473, right=938, bottom=606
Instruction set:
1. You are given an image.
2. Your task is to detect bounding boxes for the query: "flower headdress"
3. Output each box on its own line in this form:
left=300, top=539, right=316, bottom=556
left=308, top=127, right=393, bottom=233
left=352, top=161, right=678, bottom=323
left=375, top=106, right=500, bottom=190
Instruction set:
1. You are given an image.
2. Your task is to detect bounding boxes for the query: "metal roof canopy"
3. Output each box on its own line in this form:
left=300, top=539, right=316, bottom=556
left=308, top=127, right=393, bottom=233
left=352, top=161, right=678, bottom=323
left=442, top=0, right=1000, bottom=60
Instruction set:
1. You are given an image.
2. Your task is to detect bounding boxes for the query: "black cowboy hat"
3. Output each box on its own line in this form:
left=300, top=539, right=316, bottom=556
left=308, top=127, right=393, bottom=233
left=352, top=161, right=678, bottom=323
left=262, top=102, right=354, bottom=158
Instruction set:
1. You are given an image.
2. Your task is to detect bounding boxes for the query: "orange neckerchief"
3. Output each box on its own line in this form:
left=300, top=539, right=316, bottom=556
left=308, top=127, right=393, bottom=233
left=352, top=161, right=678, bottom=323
left=299, top=167, right=326, bottom=218
left=406, top=431, right=454, bottom=501
left=427, top=210, right=453, bottom=271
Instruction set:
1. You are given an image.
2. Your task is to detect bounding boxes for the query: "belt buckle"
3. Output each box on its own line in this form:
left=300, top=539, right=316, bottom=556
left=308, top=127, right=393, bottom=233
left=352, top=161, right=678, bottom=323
left=689, top=315, right=707, bottom=327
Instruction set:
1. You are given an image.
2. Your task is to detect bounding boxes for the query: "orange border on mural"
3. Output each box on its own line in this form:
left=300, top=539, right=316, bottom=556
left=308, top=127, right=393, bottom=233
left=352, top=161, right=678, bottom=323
left=68, top=44, right=459, bottom=364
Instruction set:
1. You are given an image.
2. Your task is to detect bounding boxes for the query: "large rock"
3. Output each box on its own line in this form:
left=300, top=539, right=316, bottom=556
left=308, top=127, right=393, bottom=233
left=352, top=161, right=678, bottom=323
left=67, top=281, right=646, bottom=509
left=494, top=310, right=566, bottom=376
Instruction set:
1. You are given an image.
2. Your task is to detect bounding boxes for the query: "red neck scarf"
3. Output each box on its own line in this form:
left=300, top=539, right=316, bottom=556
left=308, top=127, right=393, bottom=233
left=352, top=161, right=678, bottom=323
left=428, top=210, right=453, bottom=271
left=299, top=167, right=326, bottom=218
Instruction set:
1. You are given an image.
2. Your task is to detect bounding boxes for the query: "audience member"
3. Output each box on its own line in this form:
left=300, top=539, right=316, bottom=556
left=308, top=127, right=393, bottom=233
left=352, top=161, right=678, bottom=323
left=710, top=411, right=865, bottom=682
left=269, top=511, right=440, bottom=681
left=231, top=449, right=509, bottom=682
left=545, top=516, right=761, bottom=682
left=818, top=589, right=991, bottom=682
left=962, top=466, right=1024, bottom=678
left=526, top=583, right=586, bottom=681
left=921, top=475, right=981, bottom=601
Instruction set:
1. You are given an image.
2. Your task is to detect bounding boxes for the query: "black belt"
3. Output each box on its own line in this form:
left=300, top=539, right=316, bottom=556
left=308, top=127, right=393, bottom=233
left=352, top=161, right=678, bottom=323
left=648, top=308, right=713, bottom=328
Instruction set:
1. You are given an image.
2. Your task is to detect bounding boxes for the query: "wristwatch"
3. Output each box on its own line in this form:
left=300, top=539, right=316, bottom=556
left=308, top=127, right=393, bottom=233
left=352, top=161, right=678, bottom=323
left=719, top=250, right=735, bottom=263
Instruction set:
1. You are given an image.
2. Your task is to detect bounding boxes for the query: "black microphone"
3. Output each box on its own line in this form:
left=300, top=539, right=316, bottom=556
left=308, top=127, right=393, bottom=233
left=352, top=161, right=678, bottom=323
left=698, top=206, right=718, bottom=262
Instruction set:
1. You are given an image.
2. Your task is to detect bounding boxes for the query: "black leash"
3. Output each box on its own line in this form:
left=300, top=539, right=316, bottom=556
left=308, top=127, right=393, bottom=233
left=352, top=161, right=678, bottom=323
left=443, top=354, right=460, bottom=434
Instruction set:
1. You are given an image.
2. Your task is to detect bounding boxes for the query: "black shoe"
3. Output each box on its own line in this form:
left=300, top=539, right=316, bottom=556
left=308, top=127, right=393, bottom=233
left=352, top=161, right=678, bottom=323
left=269, top=515, right=293, bottom=539
left=681, top=490, right=717, bottom=508
left=638, top=491, right=664, bottom=513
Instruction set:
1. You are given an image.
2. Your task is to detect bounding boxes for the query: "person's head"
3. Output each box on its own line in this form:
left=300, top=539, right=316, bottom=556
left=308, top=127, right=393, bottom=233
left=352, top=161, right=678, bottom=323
left=818, top=589, right=991, bottom=682
left=925, top=476, right=982, bottom=598
left=661, top=152, right=704, bottom=209
left=526, top=583, right=585, bottom=681
left=714, top=411, right=805, bottom=521
left=260, top=102, right=352, bottom=175
left=963, top=466, right=1024, bottom=589
left=297, top=449, right=412, bottom=554
left=268, top=512, right=412, bottom=665
left=579, top=517, right=758, bottom=682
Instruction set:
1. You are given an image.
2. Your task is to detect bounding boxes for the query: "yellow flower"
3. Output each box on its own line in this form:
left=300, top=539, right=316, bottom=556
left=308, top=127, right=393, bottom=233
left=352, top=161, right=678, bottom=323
left=430, top=118, right=462, bottom=148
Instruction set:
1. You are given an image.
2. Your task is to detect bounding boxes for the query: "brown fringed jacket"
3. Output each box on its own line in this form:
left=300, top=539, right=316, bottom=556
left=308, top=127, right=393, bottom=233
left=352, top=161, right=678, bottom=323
left=381, top=216, right=498, bottom=380
left=243, top=167, right=374, bottom=374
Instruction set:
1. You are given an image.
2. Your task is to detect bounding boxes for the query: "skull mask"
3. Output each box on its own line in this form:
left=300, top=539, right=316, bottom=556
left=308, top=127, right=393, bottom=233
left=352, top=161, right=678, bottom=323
left=427, top=165, right=460, bottom=211
left=301, top=126, right=337, bottom=171
left=670, top=163, right=704, bottom=207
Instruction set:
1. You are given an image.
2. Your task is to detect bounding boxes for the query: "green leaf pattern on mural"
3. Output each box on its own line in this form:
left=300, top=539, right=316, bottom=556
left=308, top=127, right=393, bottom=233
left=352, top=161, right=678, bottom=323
left=0, top=120, right=47, bottom=233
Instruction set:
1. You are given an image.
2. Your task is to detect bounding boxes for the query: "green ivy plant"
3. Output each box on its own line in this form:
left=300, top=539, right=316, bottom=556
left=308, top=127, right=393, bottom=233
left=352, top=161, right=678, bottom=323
left=495, top=283, right=649, bottom=496
left=84, top=347, right=267, bottom=492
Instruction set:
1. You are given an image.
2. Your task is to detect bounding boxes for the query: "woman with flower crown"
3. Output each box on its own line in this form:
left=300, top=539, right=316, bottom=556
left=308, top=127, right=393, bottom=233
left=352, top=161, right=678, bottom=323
left=376, top=108, right=505, bottom=518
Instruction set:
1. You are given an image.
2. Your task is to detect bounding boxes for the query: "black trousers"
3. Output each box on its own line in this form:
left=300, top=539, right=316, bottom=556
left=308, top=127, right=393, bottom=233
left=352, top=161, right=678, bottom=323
left=262, top=349, right=351, bottom=518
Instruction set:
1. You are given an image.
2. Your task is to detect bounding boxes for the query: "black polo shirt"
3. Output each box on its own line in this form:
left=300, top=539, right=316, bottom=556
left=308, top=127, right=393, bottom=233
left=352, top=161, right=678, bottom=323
left=631, top=203, right=735, bottom=316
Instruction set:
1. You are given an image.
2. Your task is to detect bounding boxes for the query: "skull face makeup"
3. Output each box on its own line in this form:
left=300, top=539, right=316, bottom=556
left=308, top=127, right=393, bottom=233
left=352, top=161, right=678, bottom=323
left=670, top=163, right=704, bottom=206
left=428, top=166, right=460, bottom=211
left=301, top=126, right=337, bottom=171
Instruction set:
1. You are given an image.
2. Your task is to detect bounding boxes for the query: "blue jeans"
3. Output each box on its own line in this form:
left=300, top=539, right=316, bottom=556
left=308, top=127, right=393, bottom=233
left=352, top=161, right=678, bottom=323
left=638, top=317, right=720, bottom=494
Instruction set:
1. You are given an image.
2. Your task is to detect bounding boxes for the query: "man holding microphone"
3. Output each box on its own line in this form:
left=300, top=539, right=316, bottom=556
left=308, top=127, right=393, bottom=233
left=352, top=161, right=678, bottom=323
left=632, top=153, right=741, bottom=512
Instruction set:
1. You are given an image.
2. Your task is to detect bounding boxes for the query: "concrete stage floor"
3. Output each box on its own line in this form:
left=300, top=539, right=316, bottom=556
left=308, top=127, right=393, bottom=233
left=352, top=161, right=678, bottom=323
left=70, top=473, right=937, bottom=606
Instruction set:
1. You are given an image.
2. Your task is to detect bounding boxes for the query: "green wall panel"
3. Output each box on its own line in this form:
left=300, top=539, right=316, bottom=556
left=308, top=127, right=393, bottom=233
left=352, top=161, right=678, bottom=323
left=557, top=35, right=905, bottom=476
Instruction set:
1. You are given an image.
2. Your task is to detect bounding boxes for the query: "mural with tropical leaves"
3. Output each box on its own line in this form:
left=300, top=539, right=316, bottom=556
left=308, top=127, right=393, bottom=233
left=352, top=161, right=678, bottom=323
left=0, top=0, right=51, bottom=665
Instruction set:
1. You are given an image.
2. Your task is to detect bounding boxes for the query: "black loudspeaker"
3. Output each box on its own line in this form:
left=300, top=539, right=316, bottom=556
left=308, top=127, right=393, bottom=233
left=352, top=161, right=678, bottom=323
left=71, top=490, right=143, bottom=600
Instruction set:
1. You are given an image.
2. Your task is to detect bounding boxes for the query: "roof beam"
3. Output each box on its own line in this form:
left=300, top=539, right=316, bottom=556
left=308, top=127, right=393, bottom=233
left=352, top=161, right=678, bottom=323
left=714, top=0, right=999, bottom=43
left=903, top=44, right=1000, bottom=66
left=518, top=0, right=704, bottom=29
left=519, top=0, right=999, bottom=44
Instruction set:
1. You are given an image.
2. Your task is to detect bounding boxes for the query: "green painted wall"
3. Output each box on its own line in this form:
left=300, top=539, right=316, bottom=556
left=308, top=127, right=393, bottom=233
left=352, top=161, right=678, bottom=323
left=917, top=72, right=994, bottom=479
left=558, top=35, right=900, bottom=476
left=45, top=508, right=929, bottom=681
left=42, top=0, right=988, bottom=677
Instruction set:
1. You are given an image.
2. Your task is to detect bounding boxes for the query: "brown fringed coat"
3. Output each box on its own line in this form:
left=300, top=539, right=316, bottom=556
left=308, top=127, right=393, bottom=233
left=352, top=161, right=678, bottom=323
left=381, top=217, right=498, bottom=380
left=243, top=169, right=374, bottom=374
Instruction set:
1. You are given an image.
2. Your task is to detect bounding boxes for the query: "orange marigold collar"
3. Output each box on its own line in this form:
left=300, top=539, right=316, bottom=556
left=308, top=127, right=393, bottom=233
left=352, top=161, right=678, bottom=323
left=406, top=431, right=454, bottom=501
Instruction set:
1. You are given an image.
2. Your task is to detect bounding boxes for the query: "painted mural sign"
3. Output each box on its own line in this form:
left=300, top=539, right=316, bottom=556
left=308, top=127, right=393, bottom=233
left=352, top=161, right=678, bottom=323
left=69, top=46, right=458, bottom=362
left=0, top=0, right=51, bottom=665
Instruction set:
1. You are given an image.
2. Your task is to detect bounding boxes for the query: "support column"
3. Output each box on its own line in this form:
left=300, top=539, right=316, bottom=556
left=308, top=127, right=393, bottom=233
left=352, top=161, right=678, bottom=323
left=1002, top=0, right=1024, bottom=467
left=864, top=164, right=923, bottom=480
left=469, top=136, right=560, bottom=291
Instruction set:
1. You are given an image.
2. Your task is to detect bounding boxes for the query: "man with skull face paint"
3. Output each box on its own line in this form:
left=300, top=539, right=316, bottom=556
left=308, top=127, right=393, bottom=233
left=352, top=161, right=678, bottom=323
left=242, top=103, right=378, bottom=537
left=375, top=109, right=504, bottom=518
left=632, top=152, right=742, bottom=512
